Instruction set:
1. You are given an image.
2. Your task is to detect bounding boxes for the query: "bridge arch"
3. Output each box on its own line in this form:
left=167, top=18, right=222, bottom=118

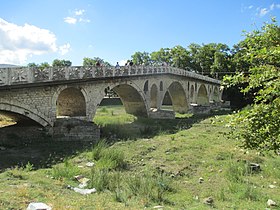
left=55, top=87, right=87, bottom=117
left=150, top=84, right=158, bottom=109
left=163, top=81, right=188, bottom=113
left=213, top=86, right=219, bottom=102
left=197, top=84, right=209, bottom=105
left=112, top=84, right=148, bottom=117
left=0, top=100, right=52, bottom=127
left=190, top=84, right=195, bottom=103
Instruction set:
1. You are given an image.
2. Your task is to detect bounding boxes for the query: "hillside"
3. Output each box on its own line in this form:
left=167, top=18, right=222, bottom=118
left=0, top=64, right=19, bottom=68
left=0, top=106, right=279, bottom=209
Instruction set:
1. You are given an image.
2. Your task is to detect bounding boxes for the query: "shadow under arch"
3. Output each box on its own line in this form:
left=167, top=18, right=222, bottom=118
left=112, top=84, right=148, bottom=117
left=150, top=84, right=158, bottom=109
left=213, top=86, right=219, bottom=102
left=56, top=87, right=87, bottom=117
left=0, top=101, right=51, bottom=127
left=163, top=81, right=188, bottom=113
left=197, top=84, right=209, bottom=105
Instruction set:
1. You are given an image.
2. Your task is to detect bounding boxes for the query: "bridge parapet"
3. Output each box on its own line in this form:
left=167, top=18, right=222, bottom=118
left=0, top=66, right=220, bottom=87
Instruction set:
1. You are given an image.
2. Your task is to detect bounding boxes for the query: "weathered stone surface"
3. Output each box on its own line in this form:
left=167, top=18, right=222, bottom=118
left=0, top=66, right=222, bottom=143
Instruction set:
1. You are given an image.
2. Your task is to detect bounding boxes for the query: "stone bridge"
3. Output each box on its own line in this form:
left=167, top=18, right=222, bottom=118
left=0, top=65, right=221, bottom=140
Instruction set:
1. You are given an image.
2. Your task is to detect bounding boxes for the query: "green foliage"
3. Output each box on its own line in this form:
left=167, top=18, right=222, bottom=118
left=224, top=18, right=280, bottom=152
left=52, top=59, right=72, bottom=67
left=52, top=159, right=80, bottom=180
left=83, top=57, right=112, bottom=67
left=131, top=51, right=151, bottom=65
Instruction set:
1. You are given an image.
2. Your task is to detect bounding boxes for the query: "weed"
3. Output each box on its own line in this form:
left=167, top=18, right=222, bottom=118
left=52, top=159, right=80, bottom=180
left=100, top=107, right=108, bottom=113
left=91, top=139, right=108, bottom=161
left=225, top=160, right=249, bottom=183
left=139, top=126, right=154, bottom=137
left=6, top=166, right=25, bottom=180
left=24, top=161, right=34, bottom=172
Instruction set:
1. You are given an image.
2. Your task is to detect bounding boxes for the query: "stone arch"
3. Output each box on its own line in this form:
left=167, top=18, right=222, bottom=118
left=56, top=87, right=87, bottom=117
left=112, top=84, right=148, bottom=117
left=163, top=81, right=188, bottom=113
left=150, top=84, right=158, bottom=109
left=144, top=80, right=149, bottom=93
left=197, top=84, right=209, bottom=105
left=160, top=81, right=163, bottom=91
left=190, top=85, right=195, bottom=103
left=0, top=100, right=52, bottom=127
left=213, top=86, right=219, bottom=102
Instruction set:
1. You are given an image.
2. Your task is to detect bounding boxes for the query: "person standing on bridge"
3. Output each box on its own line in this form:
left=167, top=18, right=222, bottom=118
left=115, top=62, right=120, bottom=69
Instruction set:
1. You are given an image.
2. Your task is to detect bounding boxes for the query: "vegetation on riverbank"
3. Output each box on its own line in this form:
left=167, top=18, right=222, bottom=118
left=0, top=106, right=280, bottom=209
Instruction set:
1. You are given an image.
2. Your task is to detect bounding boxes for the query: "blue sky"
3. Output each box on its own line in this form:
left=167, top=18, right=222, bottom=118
left=0, top=0, right=279, bottom=66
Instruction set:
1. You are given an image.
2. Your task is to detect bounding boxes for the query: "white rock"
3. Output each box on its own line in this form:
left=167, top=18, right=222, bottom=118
left=269, top=185, right=277, bottom=189
left=73, top=187, right=97, bottom=195
left=86, top=162, right=95, bottom=167
left=27, top=202, right=52, bottom=210
left=267, top=199, right=277, bottom=207
left=153, top=205, right=164, bottom=209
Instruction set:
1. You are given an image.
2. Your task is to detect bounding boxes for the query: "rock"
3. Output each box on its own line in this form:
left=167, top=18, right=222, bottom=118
left=86, top=162, right=95, bottom=167
left=153, top=205, right=164, bottom=209
left=27, top=202, right=52, bottom=210
left=269, top=185, right=277, bottom=189
left=74, top=175, right=90, bottom=188
left=267, top=199, right=277, bottom=207
left=203, top=197, right=214, bottom=205
left=73, top=187, right=97, bottom=195
left=0, top=146, right=6, bottom=151
left=249, top=163, right=261, bottom=172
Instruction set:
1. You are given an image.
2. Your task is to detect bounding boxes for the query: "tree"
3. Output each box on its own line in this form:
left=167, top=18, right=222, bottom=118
left=83, top=57, right=112, bottom=67
left=131, top=51, right=151, bottom=65
left=169, top=45, right=191, bottom=69
left=52, top=59, right=72, bottom=67
left=224, top=18, right=280, bottom=152
left=187, top=43, right=232, bottom=78
left=150, top=48, right=172, bottom=65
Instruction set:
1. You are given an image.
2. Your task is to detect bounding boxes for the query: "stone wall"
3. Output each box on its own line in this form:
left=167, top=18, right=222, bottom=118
left=51, top=119, right=100, bottom=142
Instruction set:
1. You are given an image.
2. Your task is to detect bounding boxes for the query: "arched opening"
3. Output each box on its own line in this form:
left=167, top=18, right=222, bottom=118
left=144, top=80, right=149, bottom=93
left=162, top=82, right=188, bottom=113
left=197, top=84, right=209, bottom=105
left=56, top=87, right=86, bottom=117
left=213, top=86, right=219, bottom=102
left=113, top=84, right=147, bottom=117
left=0, top=111, right=41, bottom=127
left=160, top=81, right=163, bottom=91
left=190, top=85, right=195, bottom=103
left=0, top=101, right=51, bottom=127
left=150, top=84, right=158, bottom=109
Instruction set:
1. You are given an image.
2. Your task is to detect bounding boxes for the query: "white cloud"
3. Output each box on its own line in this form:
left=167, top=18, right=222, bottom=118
left=248, top=5, right=253, bottom=9
left=259, top=8, right=269, bottom=16
left=257, top=3, right=280, bottom=17
left=75, top=9, right=85, bottom=16
left=64, top=17, right=77, bottom=24
left=0, top=18, right=68, bottom=64
left=64, top=9, right=90, bottom=25
left=59, top=43, right=71, bottom=55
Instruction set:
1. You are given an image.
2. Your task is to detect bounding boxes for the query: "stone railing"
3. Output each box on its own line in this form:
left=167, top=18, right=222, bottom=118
left=0, top=66, right=220, bottom=87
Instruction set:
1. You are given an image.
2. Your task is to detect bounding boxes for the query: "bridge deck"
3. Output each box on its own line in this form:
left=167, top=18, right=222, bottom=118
left=0, top=66, right=220, bottom=87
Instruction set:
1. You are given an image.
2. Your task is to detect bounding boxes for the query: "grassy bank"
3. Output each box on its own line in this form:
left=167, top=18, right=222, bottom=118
left=0, top=106, right=279, bottom=209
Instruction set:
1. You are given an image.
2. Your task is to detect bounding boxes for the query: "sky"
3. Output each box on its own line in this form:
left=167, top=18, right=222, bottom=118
left=0, top=0, right=279, bottom=66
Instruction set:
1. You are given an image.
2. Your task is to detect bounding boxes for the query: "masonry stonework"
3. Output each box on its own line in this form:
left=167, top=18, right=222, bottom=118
left=0, top=66, right=222, bottom=142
